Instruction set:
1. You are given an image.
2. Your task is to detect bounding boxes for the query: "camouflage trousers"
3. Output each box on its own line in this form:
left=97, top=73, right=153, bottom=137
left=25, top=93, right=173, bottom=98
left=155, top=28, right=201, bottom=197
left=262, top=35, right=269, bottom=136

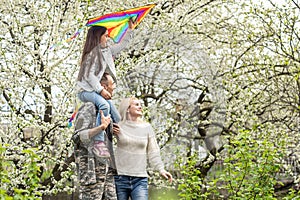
left=77, top=155, right=117, bottom=200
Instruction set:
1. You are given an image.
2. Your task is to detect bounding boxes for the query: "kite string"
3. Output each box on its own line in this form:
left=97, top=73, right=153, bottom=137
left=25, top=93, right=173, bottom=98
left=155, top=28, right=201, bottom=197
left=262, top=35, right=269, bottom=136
left=49, top=27, right=86, bottom=50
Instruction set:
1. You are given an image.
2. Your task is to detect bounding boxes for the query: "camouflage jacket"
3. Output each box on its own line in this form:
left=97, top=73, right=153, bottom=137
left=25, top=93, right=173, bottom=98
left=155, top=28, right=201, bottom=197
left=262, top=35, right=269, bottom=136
left=73, top=102, right=117, bottom=200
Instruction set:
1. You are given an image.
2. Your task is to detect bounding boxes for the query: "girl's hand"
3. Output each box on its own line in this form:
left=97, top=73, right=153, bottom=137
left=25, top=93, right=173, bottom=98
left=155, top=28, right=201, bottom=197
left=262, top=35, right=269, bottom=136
left=100, top=89, right=112, bottom=100
left=128, top=18, right=136, bottom=29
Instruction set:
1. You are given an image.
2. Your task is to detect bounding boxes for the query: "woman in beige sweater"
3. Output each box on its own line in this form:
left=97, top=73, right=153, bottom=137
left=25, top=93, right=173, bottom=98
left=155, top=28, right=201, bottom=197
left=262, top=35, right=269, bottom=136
left=113, top=97, right=173, bottom=200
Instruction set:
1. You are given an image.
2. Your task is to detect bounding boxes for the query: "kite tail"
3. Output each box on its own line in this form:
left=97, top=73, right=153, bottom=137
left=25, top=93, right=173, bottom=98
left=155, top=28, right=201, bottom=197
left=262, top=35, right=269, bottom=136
left=68, top=101, right=80, bottom=128
left=49, top=27, right=85, bottom=50
left=68, top=110, right=78, bottom=128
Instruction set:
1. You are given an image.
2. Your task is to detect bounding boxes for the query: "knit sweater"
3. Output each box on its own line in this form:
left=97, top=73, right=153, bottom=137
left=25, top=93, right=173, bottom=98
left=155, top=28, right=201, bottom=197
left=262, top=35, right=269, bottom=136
left=115, top=120, right=165, bottom=177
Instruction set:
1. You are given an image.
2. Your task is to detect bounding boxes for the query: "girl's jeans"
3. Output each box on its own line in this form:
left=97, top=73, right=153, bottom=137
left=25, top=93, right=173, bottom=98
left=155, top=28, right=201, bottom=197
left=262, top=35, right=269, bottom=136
left=78, top=91, right=120, bottom=141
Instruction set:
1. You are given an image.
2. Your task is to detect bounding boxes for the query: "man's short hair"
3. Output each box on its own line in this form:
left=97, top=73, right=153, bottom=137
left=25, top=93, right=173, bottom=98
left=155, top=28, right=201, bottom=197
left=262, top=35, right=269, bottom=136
left=100, top=72, right=109, bottom=85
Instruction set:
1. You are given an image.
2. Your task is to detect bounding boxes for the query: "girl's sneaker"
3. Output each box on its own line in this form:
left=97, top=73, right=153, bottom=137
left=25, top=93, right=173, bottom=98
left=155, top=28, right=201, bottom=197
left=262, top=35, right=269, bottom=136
left=93, top=141, right=110, bottom=158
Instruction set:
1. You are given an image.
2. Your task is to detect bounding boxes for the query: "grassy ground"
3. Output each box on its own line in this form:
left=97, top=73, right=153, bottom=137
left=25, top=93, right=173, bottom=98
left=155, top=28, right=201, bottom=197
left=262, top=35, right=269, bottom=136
left=149, top=187, right=179, bottom=200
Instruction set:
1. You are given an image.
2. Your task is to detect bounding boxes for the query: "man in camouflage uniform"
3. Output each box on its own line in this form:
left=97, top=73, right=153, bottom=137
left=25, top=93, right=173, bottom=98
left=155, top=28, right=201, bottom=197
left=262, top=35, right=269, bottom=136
left=73, top=73, right=118, bottom=200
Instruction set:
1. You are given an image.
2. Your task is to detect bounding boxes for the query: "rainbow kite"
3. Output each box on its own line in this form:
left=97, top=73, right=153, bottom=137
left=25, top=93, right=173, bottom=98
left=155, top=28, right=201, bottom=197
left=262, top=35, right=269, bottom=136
left=50, top=4, right=155, bottom=49
left=87, top=4, right=155, bottom=43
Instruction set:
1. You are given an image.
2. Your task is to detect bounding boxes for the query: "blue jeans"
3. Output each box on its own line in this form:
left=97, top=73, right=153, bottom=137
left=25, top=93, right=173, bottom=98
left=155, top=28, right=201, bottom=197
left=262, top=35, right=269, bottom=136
left=114, top=175, right=148, bottom=200
left=78, top=91, right=120, bottom=141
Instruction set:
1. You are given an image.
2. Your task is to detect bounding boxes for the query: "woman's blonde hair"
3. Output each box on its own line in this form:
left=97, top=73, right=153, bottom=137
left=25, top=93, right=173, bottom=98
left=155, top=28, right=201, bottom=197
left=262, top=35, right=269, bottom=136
left=118, top=97, right=143, bottom=122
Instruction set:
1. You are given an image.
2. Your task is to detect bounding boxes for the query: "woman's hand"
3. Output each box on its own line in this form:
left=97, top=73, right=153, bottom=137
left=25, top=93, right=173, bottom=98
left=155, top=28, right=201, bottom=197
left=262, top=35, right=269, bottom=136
left=160, top=170, right=173, bottom=183
left=112, top=123, right=120, bottom=135
left=100, top=88, right=112, bottom=100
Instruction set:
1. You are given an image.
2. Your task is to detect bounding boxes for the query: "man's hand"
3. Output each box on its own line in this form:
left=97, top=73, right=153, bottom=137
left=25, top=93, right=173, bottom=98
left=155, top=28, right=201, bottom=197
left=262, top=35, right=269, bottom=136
left=88, top=110, right=111, bottom=138
left=99, top=110, right=111, bottom=130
